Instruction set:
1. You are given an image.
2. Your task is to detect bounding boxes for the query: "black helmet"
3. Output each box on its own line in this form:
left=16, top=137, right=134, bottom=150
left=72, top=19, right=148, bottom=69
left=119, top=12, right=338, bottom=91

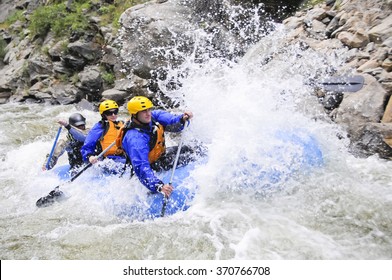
left=69, top=113, right=86, bottom=127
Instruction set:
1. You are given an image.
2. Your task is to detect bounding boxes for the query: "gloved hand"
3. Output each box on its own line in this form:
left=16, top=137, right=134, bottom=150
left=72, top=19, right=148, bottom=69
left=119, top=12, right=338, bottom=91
left=89, top=155, right=99, bottom=164
left=58, top=120, right=68, bottom=127
left=160, top=184, right=173, bottom=197
left=181, top=111, right=193, bottom=123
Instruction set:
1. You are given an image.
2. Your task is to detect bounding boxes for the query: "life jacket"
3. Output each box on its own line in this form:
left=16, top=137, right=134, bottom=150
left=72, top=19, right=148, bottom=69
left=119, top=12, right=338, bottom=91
left=66, top=133, right=84, bottom=168
left=148, top=121, right=165, bottom=163
left=99, top=120, right=124, bottom=157
left=117, top=119, right=166, bottom=164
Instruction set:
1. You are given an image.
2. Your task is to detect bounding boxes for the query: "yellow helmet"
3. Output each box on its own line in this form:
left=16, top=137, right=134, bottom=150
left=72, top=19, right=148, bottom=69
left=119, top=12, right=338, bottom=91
left=127, top=96, right=154, bottom=115
left=99, top=99, right=119, bottom=115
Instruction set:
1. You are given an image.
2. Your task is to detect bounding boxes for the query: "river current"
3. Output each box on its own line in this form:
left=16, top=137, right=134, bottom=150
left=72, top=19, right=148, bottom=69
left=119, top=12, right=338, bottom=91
left=1, top=20, right=392, bottom=260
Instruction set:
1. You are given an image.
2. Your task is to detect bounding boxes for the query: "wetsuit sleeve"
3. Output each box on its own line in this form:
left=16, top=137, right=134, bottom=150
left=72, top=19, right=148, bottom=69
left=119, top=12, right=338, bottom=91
left=43, top=136, right=67, bottom=170
left=81, top=122, right=104, bottom=162
left=152, top=110, right=185, bottom=132
left=67, top=126, right=87, bottom=142
left=122, top=130, right=163, bottom=193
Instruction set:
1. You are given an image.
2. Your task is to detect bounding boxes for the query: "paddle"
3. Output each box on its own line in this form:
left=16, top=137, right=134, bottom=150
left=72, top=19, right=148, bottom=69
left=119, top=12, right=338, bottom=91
left=36, top=141, right=116, bottom=208
left=45, top=126, right=62, bottom=170
left=316, top=75, right=364, bottom=92
left=161, top=122, right=188, bottom=217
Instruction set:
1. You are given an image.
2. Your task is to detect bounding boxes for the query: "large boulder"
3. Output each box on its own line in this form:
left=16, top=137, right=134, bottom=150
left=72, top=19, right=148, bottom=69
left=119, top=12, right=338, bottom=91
left=118, top=0, right=197, bottom=79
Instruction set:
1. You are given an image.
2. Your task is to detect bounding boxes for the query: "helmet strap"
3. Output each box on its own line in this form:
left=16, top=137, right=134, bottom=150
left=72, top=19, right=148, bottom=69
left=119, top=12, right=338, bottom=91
left=132, top=114, right=141, bottom=124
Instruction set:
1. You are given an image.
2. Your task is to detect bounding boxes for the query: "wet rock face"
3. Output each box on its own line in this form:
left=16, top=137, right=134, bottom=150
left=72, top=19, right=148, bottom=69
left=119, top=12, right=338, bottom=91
left=191, top=0, right=304, bottom=21
left=117, top=0, right=304, bottom=83
left=279, top=0, right=392, bottom=158
left=0, top=0, right=304, bottom=106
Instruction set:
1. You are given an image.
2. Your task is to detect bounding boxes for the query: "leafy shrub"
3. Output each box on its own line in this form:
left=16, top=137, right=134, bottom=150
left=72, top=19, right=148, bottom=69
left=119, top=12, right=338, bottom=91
left=29, top=3, right=89, bottom=38
left=102, top=71, right=115, bottom=85
left=101, top=0, right=149, bottom=29
left=0, top=38, right=7, bottom=61
left=0, top=10, right=25, bottom=29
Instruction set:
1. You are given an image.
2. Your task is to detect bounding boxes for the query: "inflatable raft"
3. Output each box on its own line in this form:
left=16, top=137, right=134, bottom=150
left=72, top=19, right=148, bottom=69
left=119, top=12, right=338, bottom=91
left=50, top=160, right=197, bottom=221
left=45, top=129, right=323, bottom=220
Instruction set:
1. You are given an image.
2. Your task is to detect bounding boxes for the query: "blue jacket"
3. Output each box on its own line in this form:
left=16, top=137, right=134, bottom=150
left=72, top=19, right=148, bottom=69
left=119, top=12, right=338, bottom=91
left=122, top=110, right=185, bottom=193
left=68, top=126, right=87, bottom=143
left=81, top=120, right=125, bottom=163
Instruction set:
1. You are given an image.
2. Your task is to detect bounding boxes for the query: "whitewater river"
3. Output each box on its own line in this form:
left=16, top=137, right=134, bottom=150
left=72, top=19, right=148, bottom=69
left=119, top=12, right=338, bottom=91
left=1, top=26, right=392, bottom=261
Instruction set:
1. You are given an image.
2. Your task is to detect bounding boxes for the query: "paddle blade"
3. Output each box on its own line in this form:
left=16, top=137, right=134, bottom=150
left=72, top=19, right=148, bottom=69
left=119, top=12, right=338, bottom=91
left=36, top=189, right=64, bottom=208
left=318, top=75, right=364, bottom=92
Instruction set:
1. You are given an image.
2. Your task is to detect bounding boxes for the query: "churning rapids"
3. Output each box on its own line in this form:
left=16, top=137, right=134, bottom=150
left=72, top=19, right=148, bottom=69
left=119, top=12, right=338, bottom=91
left=1, top=19, right=392, bottom=260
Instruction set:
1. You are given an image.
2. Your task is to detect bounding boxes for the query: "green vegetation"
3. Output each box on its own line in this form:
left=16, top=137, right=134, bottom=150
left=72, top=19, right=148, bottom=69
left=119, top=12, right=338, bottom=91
left=29, top=3, right=89, bottom=38
left=0, top=38, right=7, bottom=61
left=301, top=0, right=343, bottom=10
left=95, top=0, right=150, bottom=30
left=102, top=70, right=116, bottom=85
left=0, top=0, right=151, bottom=84
left=70, top=73, right=80, bottom=84
left=312, top=0, right=325, bottom=4
left=27, top=0, right=149, bottom=39
left=58, top=73, right=70, bottom=82
left=0, top=10, right=25, bottom=28
left=301, top=0, right=327, bottom=9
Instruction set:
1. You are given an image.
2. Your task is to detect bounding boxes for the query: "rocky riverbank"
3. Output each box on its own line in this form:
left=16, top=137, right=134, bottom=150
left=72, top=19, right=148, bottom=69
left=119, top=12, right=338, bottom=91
left=282, top=0, right=392, bottom=158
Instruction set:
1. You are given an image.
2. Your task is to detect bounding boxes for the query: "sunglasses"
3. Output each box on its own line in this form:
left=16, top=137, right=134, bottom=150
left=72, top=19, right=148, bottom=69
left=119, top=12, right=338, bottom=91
left=76, top=124, right=86, bottom=129
left=104, top=109, right=119, bottom=116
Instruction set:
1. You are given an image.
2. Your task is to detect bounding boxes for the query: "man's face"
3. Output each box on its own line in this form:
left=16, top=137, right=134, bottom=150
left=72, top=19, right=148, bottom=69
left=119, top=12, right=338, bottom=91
left=137, top=108, right=152, bottom=124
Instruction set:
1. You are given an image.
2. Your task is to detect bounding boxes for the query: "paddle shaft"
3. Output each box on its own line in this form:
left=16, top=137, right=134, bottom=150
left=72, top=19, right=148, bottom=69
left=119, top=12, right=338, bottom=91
left=169, top=128, right=187, bottom=185
left=41, top=141, right=116, bottom=195
left=317, top=75, right=364, bottom=92
left=161, top=122, right=188, bottom=217
left=46, top=126, right=62, bottom=170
